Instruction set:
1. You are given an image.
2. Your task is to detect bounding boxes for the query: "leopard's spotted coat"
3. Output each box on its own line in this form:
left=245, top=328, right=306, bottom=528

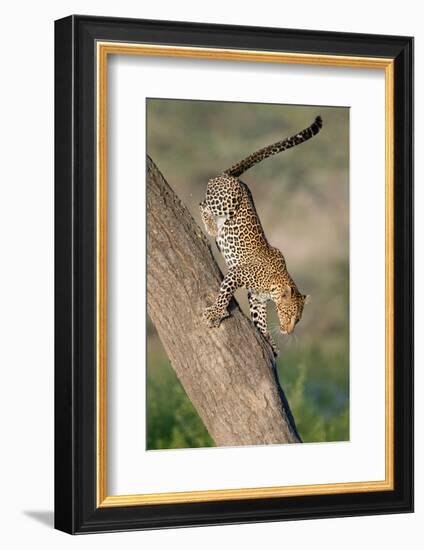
left=200, top=116, right=322, bottom=356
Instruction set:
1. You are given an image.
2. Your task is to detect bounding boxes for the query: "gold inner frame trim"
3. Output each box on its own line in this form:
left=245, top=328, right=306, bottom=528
left=96, top=42, right=395, bottom=508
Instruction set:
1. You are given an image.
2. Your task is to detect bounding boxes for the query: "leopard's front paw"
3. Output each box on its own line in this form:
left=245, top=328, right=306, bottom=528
left=202, top=304, right=229, bottom=328
left=264, top=332, right=279, bottom=357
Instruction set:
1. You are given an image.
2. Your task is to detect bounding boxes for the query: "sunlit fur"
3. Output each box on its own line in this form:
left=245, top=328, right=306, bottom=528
left=200, top=116, right=322, bottom=355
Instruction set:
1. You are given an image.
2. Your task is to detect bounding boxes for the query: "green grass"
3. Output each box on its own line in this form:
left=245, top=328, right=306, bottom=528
left=146, top=330, right=214, bottom=450
left=277, top=341, right=349, bottom=443
left=146, top=326, right=349, bottom=449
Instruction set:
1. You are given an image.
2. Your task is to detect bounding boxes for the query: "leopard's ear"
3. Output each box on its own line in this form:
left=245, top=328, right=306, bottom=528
left=303, top=294, right=311, bottom=304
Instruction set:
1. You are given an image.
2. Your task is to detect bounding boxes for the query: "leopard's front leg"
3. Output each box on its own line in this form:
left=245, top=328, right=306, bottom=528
left=248, top=291, right=279, bottom=357
left=203, top=266, right=249, bottom=328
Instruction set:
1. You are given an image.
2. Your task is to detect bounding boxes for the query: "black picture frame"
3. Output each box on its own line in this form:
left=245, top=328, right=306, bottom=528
left=55, top=15, right=413, bottom=534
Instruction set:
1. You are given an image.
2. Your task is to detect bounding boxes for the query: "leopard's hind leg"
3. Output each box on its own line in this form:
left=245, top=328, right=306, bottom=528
left=199, top=201, right=219, bottom=237
left=204, top=174, right=244, bottom=220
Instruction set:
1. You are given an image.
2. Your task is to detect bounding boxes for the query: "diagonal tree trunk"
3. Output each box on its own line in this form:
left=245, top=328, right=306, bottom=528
left=147, top=156, right=301, bottom=446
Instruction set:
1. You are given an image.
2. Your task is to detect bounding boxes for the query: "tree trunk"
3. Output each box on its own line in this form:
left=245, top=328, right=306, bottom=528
left=147, top=156, right=301, bottom=446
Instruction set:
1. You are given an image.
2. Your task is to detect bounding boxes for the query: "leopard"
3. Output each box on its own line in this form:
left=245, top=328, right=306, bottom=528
left=200, top=115, right=322, bottom=356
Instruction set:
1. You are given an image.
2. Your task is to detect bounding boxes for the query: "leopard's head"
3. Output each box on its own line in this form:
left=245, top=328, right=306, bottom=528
left=271, top=284, right=309, bottom=335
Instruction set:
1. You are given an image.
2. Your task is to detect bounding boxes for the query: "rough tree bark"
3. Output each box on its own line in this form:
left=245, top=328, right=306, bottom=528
left=147, top=156, right=301, bottom=446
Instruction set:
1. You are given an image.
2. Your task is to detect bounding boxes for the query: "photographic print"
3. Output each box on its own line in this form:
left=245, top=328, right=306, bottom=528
left=55, top=17, right=413, bottom=532
left=146, top=99, right=349, bottom=451
left=55, top=16, right=413, bottom=533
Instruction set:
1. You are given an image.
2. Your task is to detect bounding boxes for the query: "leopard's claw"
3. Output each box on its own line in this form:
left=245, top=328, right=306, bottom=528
left=202, top=304, right=228, bottom=328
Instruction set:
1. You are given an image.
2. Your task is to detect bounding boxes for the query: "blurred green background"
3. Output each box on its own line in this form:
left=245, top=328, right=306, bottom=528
left=146, top=99, right=349, bottom=450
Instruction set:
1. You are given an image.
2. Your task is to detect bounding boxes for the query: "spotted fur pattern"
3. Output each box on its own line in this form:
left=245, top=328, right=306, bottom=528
left=225, top=116, right=322, bottom=177
left=201, top=116, right=321, bottom=355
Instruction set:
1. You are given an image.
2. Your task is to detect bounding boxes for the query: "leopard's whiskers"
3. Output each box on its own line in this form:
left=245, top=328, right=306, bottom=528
left=269, top=325, right=281, bottom=337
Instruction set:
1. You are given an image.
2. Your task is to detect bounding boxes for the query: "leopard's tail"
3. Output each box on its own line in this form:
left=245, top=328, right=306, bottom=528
left=224, top=116, right=323, bottom=178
